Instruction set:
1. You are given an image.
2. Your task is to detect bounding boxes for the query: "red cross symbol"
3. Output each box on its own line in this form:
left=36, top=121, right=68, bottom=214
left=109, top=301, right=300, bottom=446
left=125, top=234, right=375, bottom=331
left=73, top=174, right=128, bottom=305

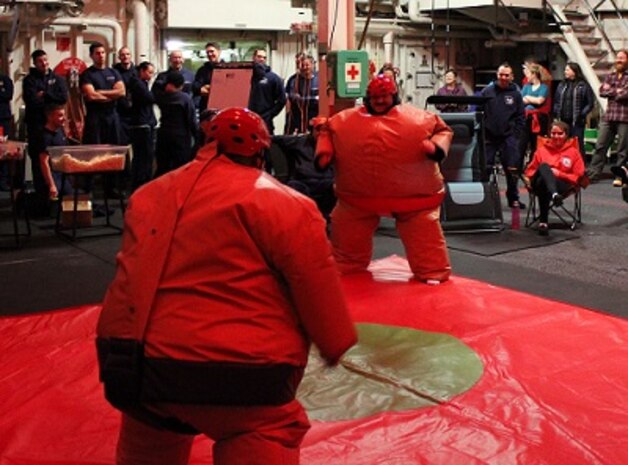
left=346, top=64, right=360, bottom=81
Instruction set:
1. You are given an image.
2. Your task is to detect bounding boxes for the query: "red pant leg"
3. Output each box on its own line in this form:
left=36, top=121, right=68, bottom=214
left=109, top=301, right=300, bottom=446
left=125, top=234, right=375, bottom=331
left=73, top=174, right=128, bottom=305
left=160, top=399, right=310, bottom=465
left=395, top=207, right=451, bottom=282
left=331, top=200, right=381, bottom=274
left=116, top=414, right=194, bottom=465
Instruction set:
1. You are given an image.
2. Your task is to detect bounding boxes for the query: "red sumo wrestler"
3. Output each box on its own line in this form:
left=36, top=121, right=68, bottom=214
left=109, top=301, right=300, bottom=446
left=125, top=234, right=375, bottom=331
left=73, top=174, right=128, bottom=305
left=96, top=107, right=356, bottom=465
left=315, top=76, right=454, bottom=283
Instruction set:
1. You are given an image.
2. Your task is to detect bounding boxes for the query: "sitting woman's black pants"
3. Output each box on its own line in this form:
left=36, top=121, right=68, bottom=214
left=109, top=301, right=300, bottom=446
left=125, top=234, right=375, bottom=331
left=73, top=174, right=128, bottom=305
left=532, top=163, right=573, bottom=223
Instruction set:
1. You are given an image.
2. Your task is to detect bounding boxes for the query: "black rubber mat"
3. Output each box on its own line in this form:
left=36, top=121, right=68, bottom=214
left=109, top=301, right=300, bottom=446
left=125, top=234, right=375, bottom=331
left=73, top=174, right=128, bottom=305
left=377, top=219, right=578, bottom=257
left=443, top=228, right=579, bottom=256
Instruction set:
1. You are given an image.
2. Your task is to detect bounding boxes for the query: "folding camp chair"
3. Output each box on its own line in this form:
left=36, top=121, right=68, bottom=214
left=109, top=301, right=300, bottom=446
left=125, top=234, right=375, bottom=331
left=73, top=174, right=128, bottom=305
left=524, top=137, right=588, bottom=231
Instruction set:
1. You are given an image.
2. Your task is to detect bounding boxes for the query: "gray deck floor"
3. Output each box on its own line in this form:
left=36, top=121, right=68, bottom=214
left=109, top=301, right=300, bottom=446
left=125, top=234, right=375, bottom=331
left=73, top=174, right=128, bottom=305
left=1, top=173, right=626, bottom=318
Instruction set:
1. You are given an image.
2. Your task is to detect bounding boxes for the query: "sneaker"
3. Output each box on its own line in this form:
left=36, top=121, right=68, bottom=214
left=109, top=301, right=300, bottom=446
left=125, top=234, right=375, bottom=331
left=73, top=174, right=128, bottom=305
left=612, top=178, right=623, bottom=187
left=538, top=223, right=549, bottom=236
left=508, top=200, right=526, bottom=209
left=610, top=165, right=628, bottom=184
left=551, top=193, right=563, bottom=206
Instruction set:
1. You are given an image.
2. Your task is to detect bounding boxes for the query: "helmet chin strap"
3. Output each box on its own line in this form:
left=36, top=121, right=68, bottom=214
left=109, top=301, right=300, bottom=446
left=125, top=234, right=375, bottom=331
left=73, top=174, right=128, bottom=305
left=254, top=152, right=265, bottom=170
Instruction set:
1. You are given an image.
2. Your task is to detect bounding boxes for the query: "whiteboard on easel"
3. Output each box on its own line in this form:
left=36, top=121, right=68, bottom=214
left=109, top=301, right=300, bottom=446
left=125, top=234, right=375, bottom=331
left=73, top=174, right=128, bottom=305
left=207, top=66, right=253, bottom=110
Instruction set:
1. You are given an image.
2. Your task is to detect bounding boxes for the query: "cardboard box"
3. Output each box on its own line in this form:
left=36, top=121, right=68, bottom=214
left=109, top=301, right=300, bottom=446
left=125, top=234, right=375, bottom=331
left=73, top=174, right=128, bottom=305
left=61, top=194, right=92, bottom=228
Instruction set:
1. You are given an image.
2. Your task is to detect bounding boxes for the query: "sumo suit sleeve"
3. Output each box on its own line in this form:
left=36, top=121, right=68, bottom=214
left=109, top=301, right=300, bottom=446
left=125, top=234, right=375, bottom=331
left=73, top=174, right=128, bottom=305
left=426, top=113, right=454, bottom=162
left=251, top=195, right=357, bottom=365
left=312, top=117, right=335, bottom=170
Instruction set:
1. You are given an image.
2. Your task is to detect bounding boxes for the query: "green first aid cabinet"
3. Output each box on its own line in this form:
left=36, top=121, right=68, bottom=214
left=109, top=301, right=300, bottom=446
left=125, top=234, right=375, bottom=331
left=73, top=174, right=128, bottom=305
left=326, top=50, right=369, bottom=98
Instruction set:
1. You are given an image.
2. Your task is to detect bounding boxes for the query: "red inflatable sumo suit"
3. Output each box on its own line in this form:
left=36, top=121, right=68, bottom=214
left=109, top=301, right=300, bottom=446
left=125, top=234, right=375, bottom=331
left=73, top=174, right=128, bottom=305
left=316, top=78, right=454, bottom=282
left=97, top=108, right=357, bottom=465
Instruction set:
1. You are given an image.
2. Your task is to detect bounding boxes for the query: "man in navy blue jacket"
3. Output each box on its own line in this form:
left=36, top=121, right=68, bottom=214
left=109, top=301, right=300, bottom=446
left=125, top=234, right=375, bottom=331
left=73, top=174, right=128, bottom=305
left=80, top=42, right=126, bottom=200
left=152, top=50, right=194, bottom=103
left=23, top=49, right=68, bottom=202
left=248, top=49, right=286, bottom=135
left=481, top=63, right=526, bottom=208
left=154, top=71, right=197, bottom=177
left=80, top=42, right=126, bottom=145
left=113, top=47, right=137, bottom=145
left=193, top=42, right=221, bottom=111
left=128, top=62, right=157, bottom=190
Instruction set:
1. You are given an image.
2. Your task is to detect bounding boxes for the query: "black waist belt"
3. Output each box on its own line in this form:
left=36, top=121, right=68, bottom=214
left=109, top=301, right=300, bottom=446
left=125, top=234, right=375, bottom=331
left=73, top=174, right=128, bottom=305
left=96, top=337, right=303, bottom=407
left=142, top=357, right=304, bottom=406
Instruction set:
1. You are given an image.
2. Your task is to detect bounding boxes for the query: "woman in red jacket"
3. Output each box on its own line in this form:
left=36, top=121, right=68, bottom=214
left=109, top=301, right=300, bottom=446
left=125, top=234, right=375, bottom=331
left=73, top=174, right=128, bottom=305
left=523, top=120, right=585, bottom=235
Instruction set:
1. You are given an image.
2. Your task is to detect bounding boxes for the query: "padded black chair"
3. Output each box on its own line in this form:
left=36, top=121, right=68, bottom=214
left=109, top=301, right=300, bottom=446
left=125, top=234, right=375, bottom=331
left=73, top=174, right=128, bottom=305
left=439, top=114, right=483, bottom=182
left=426, top=95, right=503, bottom=232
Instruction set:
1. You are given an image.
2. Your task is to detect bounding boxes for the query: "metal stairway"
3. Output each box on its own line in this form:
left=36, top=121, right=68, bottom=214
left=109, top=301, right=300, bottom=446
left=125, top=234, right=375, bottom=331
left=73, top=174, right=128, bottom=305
left=548, top=0, right=627, bottom=111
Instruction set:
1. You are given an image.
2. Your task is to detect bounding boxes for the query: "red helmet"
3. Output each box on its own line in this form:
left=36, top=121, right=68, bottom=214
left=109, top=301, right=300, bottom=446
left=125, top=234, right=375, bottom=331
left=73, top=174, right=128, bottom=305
left=367, top=76, right=397, bottom=98
left=204, top=107, right=271, bottom=157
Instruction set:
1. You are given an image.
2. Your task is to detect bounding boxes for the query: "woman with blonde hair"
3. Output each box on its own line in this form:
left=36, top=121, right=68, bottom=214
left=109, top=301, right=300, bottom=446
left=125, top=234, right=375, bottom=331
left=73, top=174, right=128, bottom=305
left=520, top=64, right=550, bottom=163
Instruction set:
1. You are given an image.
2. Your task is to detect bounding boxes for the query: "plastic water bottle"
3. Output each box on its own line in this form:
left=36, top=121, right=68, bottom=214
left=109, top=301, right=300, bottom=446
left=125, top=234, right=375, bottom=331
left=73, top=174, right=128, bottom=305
left=511, top=205, right=520, bottom=230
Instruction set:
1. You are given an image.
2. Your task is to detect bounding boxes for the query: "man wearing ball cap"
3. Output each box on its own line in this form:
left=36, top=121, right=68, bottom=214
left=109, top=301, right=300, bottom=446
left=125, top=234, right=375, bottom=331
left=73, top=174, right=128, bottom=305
left=315, top=75, right=454, bottom=283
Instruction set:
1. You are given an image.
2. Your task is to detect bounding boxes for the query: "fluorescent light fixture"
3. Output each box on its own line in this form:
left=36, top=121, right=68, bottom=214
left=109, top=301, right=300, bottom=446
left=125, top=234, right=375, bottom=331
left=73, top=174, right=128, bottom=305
left=166, top=40, right=185, bottom=51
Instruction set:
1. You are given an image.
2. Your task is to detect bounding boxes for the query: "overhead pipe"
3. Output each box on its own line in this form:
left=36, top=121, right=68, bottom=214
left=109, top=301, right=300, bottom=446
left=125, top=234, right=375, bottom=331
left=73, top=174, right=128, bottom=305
left=383, top=30, right=394, bottom=63
left=407, top=0, right=431, bottom=23
left=7, top=4, right=21, bottom=52
left=131, top=0, right=149, bottom=61
left=49, top=16, right=123, bottom=54
left=356, top=18, right=496, bottom=39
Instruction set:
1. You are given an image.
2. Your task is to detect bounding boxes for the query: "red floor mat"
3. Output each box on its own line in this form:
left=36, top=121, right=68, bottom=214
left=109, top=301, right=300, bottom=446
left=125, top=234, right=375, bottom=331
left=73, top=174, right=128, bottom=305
left=1, top=255, right=627, bottom=464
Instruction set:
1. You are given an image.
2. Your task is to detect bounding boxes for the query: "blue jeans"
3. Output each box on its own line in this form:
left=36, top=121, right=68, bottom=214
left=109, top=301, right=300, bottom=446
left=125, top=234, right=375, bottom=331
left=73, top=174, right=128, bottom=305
left=485, top=134, right=522, bottom=203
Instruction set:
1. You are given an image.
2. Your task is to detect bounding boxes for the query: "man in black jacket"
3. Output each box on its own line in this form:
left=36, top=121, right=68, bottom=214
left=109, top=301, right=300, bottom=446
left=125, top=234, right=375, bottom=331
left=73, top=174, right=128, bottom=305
left=248, top=49, right=286, bottom=135
left=23, top=49, right=68, bottom=203
left=113, top=47, right=137, bottom=145
left=128, top=62, right=157, bottom=190
left=154, top=71, right=197, bottom=177
left=481, top=63, right=526, bottom=208
left=151, top=50, right=194, bottom=103
left=193, top=42, right=221, bottom=111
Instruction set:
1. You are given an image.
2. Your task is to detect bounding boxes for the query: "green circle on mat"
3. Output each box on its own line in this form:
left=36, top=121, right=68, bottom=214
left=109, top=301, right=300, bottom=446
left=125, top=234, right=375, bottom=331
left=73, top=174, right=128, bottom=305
left=297, top=323, right=484, bottom=421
